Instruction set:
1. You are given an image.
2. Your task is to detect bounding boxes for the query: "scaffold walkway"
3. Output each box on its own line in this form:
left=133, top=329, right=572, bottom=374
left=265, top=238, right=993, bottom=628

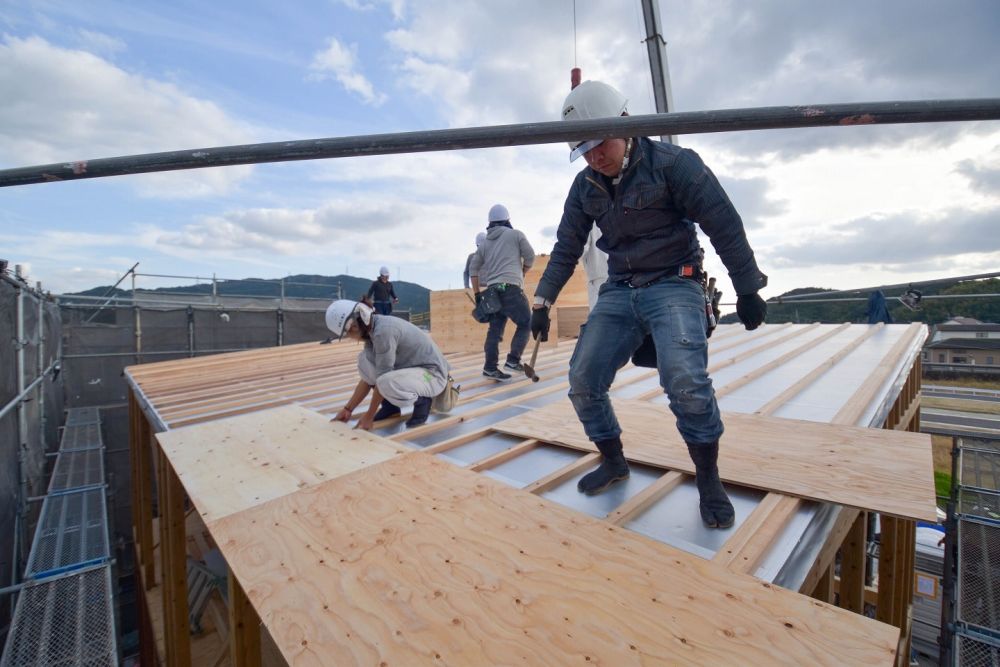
left=0, top=408, right=119, bottom=666
left=948, top=437, right=1000, bottom=666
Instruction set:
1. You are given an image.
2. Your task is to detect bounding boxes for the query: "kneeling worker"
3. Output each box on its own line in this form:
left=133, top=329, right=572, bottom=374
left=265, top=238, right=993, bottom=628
left=327, top=299, right=450, bottom=429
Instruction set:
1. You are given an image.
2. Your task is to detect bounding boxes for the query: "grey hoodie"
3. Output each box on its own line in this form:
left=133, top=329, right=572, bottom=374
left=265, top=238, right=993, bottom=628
left=468, top=225, right=535, bottom=288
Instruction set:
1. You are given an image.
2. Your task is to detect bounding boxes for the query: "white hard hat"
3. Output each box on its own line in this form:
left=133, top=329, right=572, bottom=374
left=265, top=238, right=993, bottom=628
left=475, top=231, right=487, bottom=246
left=379, top=266, right=389, bottom=276
left=325, top=299, right=373, bottom=339
left=562, top=80, right=628, bottom=162
left=488, top=204, right=509, bottom=223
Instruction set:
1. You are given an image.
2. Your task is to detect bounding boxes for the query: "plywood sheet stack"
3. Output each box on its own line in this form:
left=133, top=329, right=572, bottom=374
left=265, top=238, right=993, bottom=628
left=430, top=255, right=590, bottom=354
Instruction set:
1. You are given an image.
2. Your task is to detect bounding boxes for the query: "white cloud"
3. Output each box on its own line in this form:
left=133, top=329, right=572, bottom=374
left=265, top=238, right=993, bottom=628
left=0, top=35, right=259, bottom=196
left=76, top=28, right=126, bottom=56
left=308, top=37, right=386, bottom=106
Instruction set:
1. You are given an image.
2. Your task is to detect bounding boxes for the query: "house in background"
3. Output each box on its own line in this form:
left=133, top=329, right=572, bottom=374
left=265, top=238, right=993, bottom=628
left=923, top=317, right=1000, bottom=372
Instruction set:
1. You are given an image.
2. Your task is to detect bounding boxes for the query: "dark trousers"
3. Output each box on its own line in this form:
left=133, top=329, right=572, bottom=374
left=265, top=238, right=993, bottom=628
left=484, top=285, right=531, bottom=370
left=373, top=301, right=392, bottom=315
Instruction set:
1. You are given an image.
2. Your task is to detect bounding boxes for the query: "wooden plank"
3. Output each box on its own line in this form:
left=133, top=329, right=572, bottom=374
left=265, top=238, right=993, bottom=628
left=467, top=439, right=539, bottom=471
left=714, top=323, right=849, bottom=399
left=492, top=399, right=936, bottom=521
left=523, top=452, right=601, bottom=494
left=840, top=511, right=868, bottom=613
left=798, top=508, right=861, bottom=596
left=755, top=323, right=884, bottom=417
left=633, top=323, right=813, bottom=401
left=833, top=323, right=925, bottom=425
left=159, top=448, right=192, bottom=666
left=813, top=564, right=835, bottom=604
left=716, top=495, right=802, bottom=573
left=229, top=574, right=262, bottom=667
left=156, top=405, right=408, bottom=524
left=208, top=453, right=900, bottom=666
left=607, top=471, right=685, bottom=525
left=713, top=493, right=788, bottom=568
left=138, top=406, right=156, bottom=587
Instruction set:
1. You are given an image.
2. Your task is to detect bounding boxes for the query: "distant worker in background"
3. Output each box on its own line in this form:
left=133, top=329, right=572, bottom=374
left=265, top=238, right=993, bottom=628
left=469, top=204, right=536, bottom=381
left=367, top=266, right=398, bottom=315
left=463, top=231, right=488, bottom=289
left=530, top=80, right=768, bottom=529
left=326, top=299, right=449, bottom=429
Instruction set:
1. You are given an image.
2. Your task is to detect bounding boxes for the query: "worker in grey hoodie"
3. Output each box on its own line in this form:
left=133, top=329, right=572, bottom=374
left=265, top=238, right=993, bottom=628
left=326, top=299, right=450, bottom=429
left=469, top=204, right=536, bottom=380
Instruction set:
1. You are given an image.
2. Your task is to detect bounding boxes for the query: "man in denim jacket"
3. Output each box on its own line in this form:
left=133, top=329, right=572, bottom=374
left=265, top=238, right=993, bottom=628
left=530, top=81, right=768, bottom=529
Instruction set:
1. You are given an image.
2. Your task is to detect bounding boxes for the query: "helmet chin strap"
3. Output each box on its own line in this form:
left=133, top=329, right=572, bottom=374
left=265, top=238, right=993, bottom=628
left=612, top=138, right=634, bottom=185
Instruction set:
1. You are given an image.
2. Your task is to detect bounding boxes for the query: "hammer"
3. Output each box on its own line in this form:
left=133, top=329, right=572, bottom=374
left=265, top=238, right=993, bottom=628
left=523, top=335, right=542, bottom=382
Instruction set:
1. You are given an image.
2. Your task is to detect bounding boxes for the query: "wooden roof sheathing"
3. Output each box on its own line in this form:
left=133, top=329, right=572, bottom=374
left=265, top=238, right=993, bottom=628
left=127, top=321, right=929, bottom=588
left=493, top=398, right=936, bottom=521
left=202, top=442, right=900, bottom=665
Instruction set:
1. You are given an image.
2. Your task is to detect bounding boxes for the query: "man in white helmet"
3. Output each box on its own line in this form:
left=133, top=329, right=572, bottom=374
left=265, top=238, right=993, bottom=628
left=463, top=231, right=488, bottom=289
left=469, top=204, right=536, bottom=380
left=530, top=80, right=768, bottom=529
left=367, top=266, right=398, bottom=315
left=326, top=299, right=449, bottom=429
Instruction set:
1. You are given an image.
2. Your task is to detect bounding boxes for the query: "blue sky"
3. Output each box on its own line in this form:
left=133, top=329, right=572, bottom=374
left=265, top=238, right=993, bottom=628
left=1, top=0, right=998, bottom=306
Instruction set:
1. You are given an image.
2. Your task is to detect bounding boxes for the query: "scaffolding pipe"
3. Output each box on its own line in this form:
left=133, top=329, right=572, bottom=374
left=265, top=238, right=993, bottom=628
left=776, top=271, right=1000, bottom=300
left=0, top=99, right=998, bottom=187
left=769, top=293, right=1000, bottom=305
left=36, top=282, right=47, bottom=466
left=13, top=274, right=27, bottom=607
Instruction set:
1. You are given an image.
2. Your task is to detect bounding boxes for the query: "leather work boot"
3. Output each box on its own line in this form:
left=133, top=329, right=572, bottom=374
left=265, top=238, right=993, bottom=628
left=688, top=441, right=735, bottom=529
left=373, top=399, right=401, bottom=421
left=405, top=396, right=433, bottom=428
left=577, top=437, right=630, bottom=494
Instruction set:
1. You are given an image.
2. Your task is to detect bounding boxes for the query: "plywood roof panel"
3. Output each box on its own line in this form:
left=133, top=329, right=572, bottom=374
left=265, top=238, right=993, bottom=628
left=156, top=405, right=407, bottom=523
left=208, top=451, right=899, bottom=666
left=491, top=398, right=936, bottom=521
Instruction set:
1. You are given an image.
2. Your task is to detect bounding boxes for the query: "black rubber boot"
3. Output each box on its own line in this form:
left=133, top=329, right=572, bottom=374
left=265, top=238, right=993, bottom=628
left=405, top=396, right=433, bottom=428
left=577, top=437, right=630, bottom=495
left=373, top=399, right=401, bottom=421
left=688, top=441, right=735, bottom=529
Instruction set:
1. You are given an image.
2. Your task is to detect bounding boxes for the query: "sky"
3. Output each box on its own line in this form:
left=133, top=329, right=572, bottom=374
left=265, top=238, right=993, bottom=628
left=1, top=0, right=998, bottom=309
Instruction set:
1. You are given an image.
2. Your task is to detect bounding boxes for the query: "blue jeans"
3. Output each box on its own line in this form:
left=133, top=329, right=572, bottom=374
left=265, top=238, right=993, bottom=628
left=568, top=277, right=722, bottom=445
left=484, top=285, right=531, bottom=370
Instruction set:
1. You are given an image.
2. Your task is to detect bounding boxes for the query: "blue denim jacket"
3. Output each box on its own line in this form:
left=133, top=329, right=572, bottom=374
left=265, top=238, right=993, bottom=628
left=535, top=137, right=767, bottom=302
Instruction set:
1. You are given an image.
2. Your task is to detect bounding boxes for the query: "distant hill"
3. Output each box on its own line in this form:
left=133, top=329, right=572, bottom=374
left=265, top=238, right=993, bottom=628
left=66, top=273, right=431, bottom=313
left=720, top=278, right=1000, bottom=326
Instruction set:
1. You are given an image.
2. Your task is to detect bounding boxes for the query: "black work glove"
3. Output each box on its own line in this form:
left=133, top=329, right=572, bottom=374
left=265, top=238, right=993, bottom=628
left=530, top=306, right=550, bottom=342
left=736, top=293, right=767, bottom=330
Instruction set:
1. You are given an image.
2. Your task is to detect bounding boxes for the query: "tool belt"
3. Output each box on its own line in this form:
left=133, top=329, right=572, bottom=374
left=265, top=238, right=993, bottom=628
left=616, top=264, right=704, bottom=289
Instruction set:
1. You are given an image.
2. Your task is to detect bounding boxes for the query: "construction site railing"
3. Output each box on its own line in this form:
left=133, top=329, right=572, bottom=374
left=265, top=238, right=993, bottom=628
left=0, top=99, right=998, bottom=186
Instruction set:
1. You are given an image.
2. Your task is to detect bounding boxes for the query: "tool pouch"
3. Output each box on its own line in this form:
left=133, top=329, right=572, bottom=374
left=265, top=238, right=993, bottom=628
left=431, top=375, right=461, bottom=413
left=471, top=285, right=503, bottom=323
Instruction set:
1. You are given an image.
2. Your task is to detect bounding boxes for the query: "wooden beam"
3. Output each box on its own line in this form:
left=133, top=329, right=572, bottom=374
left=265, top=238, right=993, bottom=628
left=607, top=471, right=685, bottom=525
left=812, top=564, right=835, bottom=604
left=798, top=508, right=861, bottom=597
left=228, top=574, right=262, bottom=667
left=718, top=495, right=801, bottom=573
left=158, top=447, right=192, bottom=666
left=840, top=511, right=868, bottom=613
left=137, top=404, right=156, bottom=588
left=756, top=323, right=883, bottom=417
left=467, top=439, right=540, bottom=471
left=523, top=453, right=601, bottom=494
left=715, top=323, right=847, bottom=399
